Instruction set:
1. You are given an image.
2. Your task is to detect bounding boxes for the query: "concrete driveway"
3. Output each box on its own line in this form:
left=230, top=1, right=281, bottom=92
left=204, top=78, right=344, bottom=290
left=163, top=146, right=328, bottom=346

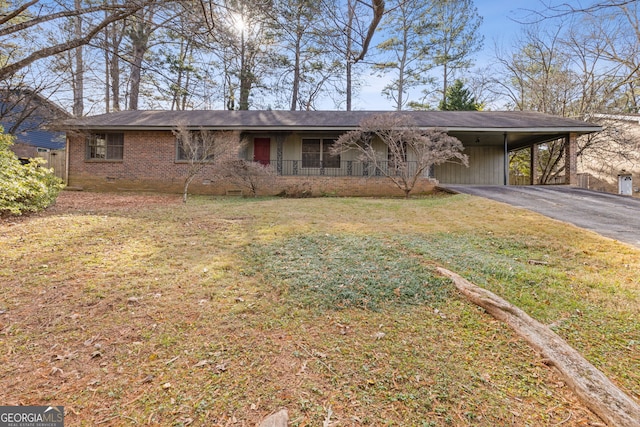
left=442, top=185, right=640, bottom=248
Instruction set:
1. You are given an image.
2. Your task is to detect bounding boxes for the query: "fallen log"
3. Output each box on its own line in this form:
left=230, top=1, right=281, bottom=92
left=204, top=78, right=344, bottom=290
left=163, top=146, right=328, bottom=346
left=437, top=267, right=640, bottom=427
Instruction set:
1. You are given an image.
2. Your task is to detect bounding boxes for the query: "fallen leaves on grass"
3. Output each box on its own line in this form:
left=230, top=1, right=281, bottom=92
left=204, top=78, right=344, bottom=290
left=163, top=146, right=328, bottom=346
left=0, top=192, right=637, bottom=425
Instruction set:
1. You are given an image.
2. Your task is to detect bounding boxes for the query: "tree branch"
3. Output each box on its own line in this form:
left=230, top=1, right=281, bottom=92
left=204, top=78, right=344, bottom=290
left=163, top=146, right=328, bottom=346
left=0, top=2, right=155, bottom=80
left=0, top=0, right=38, bottom=27
left=0, top=4, right=128, bottom=37
left=353, top=0, right=385, bottom=63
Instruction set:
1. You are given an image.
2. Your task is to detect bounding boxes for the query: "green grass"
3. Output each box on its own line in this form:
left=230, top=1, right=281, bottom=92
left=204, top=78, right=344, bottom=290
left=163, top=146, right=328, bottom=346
left=245, top=234, right=451, bottom=310
left=0, top=191, right=638, bottom=426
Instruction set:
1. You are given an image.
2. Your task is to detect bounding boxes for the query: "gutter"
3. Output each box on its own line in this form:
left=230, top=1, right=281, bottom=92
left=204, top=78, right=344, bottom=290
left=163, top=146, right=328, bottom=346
left=63, top=125, right=603, bottom=134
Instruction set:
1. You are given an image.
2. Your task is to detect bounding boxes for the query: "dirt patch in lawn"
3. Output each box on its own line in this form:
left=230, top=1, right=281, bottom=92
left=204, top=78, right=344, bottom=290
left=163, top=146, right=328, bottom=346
left=52, top=190, right=182, bottom=212
left=1, top=191, right=182, bottom=225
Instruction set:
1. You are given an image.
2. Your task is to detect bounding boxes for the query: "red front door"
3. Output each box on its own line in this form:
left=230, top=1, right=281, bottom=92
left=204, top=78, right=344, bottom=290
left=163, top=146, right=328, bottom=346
left=254, top=138, right=270, bottom=166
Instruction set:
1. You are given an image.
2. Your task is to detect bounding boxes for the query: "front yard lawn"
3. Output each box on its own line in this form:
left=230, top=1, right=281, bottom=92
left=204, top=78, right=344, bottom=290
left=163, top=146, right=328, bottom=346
left=1, top=191, right=638, bottom=426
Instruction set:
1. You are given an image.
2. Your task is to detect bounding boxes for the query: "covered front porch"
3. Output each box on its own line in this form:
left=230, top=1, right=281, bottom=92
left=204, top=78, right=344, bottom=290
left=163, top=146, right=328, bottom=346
left=243, top=130, right=583, bottom=186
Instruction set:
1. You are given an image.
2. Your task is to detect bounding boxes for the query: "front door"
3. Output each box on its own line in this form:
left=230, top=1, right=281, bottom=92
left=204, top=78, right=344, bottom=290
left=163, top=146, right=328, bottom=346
left=254, top=138, right=271, bottom=166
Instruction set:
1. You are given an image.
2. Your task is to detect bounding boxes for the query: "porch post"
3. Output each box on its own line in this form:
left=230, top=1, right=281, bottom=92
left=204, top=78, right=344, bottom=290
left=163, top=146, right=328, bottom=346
left=504, top=133, right=509, bottom=185
left=276, top=133, right=284, bottom=175
left=565, top=133, right=577, bottom=185
left=530, top=143, right=539, bottom=185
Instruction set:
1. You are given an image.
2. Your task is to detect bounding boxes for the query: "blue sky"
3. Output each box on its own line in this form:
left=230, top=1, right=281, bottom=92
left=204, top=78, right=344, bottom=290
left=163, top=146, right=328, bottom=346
left=354, top=1, right=530, bottom=110
left=476, top=0, right=524, bottom=58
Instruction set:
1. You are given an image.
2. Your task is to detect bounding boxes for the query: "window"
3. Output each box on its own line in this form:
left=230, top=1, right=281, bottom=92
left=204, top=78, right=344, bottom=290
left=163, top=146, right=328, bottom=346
left=302, top=138, right=320, bottom=167
left=302, top=138, right=340, bottom=168
left=86, top=133, right=124, bottom=160
left=176, top=131, right=214, bottom=161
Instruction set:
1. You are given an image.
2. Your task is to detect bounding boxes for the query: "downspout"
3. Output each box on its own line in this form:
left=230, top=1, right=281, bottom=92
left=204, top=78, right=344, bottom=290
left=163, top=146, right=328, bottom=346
left=503, top=133, right=509, bottom=185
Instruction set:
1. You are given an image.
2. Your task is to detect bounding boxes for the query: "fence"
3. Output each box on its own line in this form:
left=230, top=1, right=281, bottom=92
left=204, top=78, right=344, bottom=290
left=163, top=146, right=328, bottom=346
left=37, top=149, right=66, bottom=181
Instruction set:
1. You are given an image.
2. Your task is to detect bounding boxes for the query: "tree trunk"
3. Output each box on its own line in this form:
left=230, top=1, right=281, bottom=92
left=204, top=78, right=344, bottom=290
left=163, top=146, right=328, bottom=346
left=290, top=36, right=301, bottom=111
left=345, top=0, right=354, bottom=111
left=238, top=31, right=252, bottom=111
left=104, top=25, right=110, bottom=113
left=437, top=267, right=640, bottom=427
left=442, top=62, right=448, bottom=107
left=171, top=39, right=186, bottom=111
left=110, top=22, right=123, bottom=112
left=183, top=174, right=195, bottom=204
left=72, top=0, right=84, bottom=117
left=128, top=38, right=147, bottom=110
left=128, top=9, right=152, bottom=111
left=181, top=42, right=194, bottom=110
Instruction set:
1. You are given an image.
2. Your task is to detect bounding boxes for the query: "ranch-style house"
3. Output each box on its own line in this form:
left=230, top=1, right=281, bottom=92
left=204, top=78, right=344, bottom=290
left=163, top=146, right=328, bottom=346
left=62, top=110, right=601, bottom=197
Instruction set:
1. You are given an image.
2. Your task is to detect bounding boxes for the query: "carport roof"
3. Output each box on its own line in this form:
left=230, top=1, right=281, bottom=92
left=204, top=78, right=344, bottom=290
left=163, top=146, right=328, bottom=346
left=63, top=110, right=601, bottom=135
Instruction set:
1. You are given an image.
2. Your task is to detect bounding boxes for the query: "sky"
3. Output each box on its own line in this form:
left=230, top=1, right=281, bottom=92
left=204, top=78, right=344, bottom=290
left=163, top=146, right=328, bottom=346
left=353, top=1, right=529, bottom=110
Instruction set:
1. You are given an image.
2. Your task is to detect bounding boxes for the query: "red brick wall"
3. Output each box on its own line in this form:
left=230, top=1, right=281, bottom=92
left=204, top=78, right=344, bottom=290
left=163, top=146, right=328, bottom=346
left=267, top=176, right=436, bottom=197
left=67, top=131, right=437, bottom=197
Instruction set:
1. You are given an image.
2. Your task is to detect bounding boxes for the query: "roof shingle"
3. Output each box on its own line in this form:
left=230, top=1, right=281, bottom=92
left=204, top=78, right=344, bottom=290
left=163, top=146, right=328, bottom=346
left=62, top=110, right=601, bottom=133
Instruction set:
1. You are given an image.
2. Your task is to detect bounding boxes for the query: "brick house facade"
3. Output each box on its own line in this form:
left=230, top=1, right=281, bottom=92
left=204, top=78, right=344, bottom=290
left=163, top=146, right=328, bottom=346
left=63, top=110, right=601, bottom=197
left=66, top=129, right=438, bottom=197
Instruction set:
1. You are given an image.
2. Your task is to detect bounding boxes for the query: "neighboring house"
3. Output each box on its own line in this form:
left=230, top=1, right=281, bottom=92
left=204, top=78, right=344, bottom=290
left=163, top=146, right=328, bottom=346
left=577, top=113, right=640, bottom=196
left=62, top=110, right=600, bottom=197
left=1, top=88, right=70, bottom=179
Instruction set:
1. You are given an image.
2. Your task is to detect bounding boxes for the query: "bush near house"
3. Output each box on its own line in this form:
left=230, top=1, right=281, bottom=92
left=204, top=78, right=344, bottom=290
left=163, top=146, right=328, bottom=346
left=0, top=127, right=64, bottom=215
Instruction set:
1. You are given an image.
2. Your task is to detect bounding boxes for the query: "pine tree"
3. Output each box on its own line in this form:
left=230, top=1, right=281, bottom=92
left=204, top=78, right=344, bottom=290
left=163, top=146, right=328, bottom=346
left=439, top=79, right=481, bottom=111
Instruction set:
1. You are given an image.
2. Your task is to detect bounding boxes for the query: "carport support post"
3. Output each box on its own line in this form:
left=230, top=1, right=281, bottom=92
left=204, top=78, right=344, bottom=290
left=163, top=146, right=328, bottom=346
left=503, top=133, right=509, bottom=185
left=565, top=133, right=578, bottom=185
left=530, top=143, right=539, bottom=185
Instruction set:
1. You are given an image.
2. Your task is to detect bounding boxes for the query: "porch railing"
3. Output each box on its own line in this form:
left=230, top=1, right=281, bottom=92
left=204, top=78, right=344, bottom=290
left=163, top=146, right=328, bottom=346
left=271, top=160, right=425, bottom=177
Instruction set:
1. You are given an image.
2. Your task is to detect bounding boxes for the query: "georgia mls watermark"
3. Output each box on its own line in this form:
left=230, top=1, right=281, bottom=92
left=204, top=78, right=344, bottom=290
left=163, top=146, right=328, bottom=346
left=0, top=406, right=64, bottom=427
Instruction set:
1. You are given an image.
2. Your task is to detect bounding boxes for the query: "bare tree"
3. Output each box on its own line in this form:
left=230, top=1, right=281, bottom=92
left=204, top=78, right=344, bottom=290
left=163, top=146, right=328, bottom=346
left=0, top=0, right=159, bottom=81
left=173, top=126, right=242, bottom=203
left=529, top=0, right=639, bottom=21
left=321, top=0, right=385, bottom=110
left=127, top=7, right=155, bottom=111
left=492, top=15, right=640, bottom=184
left=208, top=0, right=279, bottom=110
left=331, top=113, right=468, bottom=197
left=373, top=0, right=437, bottom=110
left=430, top=0, right=484, bottom=106
left=103, top=18, right=126, bottom=112
left=215, top=159, right=275, bottom=196
left=271, top=0, right=340, bottom=111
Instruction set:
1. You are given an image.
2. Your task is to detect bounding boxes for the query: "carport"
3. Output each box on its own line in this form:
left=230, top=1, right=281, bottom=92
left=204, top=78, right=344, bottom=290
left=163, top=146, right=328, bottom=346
left=432, top=112, right=601, bottom=185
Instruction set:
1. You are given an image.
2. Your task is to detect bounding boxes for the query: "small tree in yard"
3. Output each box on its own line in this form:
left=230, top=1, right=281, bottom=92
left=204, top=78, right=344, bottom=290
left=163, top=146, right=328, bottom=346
left=331, top=113, right=468, bottom=198
left=0, top=128, right=64, bottom=215
left=173, top=126, right=242, bottom=203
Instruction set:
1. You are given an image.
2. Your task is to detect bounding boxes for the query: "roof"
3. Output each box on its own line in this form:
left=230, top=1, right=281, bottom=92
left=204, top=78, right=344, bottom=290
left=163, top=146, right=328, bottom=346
left=61, top=110, right=602, bottom=150
left=62, top=110, right=601, bottom=134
